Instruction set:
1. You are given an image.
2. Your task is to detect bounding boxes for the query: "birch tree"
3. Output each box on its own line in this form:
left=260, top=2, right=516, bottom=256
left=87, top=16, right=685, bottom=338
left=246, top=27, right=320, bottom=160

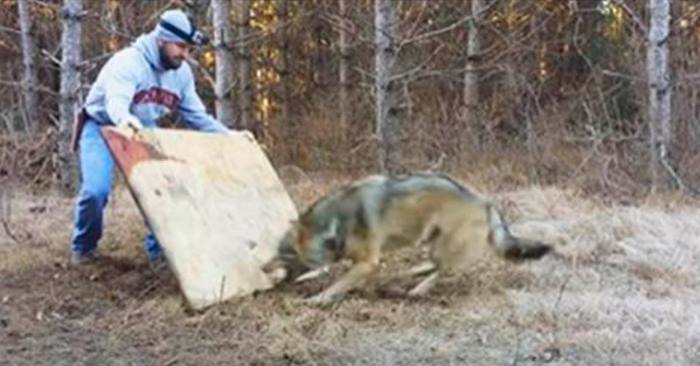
left=233, top=0, right=253, bottom=131
left=647, top=0, right=673, bottom=190
left=338, top=0, right=350, bottom=131
left=375, top=0, right=399, bottom=174
left=462, top=0, right=484, bottom=140
left=212, top=0, right=235, bottom=126
left=17, top=0, right=38, bottom=133
left=56, top=0, right=83, bottom=195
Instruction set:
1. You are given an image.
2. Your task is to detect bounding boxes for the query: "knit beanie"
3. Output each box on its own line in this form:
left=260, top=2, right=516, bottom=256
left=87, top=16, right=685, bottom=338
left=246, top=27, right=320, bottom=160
left=155, top=9, right=208, bottom=46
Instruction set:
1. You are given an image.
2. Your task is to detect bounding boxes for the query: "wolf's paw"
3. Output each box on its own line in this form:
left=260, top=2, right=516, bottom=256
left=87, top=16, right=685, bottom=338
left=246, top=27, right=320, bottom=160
left=266, top=267, right=289, bottom=285
left=303, top=292, right=342, bottom=306
left=294, top=266, right=330, bottom=283
left=406, top=287, right=429, bottom=298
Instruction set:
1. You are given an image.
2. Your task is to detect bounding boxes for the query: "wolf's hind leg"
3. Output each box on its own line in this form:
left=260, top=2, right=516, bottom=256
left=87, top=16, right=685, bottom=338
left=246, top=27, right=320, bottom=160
left=377, top=261, right=436, bottom=289
left=401, top=261, right=436, bottom=277
left=385, top=261, right=436, bottom=281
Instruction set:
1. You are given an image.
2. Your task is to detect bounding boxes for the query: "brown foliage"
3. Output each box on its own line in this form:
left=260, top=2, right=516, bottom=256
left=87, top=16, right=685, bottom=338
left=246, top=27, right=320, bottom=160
left=0, top=0, right=699, bottom=197
left=0, top=128, right=56, bottom=190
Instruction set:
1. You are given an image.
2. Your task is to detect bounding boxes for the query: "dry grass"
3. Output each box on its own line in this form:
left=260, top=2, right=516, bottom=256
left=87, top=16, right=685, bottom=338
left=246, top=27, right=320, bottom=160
left=1, top=174, right=699, bottom=366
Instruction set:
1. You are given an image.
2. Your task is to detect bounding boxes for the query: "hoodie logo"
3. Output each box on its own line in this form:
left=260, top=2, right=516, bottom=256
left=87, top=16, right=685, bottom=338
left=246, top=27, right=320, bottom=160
left=133, top=87, right=180, bottom=111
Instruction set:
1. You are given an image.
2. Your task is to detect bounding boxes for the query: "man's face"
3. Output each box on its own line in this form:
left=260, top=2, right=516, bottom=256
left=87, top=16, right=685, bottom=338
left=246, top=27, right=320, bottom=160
left=158, top=40, right=192, bottom=70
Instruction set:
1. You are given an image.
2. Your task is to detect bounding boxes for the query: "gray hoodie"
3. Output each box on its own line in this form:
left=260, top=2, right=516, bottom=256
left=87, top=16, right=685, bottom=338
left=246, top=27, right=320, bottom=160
left=83, top=30, right=227, bottom=133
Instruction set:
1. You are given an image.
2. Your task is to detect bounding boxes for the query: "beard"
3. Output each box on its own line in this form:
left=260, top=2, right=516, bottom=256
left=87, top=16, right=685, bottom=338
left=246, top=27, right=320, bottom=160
left=159, top=47, right=182, bottom=70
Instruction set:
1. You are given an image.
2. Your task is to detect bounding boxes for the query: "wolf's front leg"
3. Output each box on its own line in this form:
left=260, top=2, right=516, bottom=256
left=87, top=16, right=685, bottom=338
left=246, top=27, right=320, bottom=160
left=305, top=260, right=379, bottom=305
left=407, top=270, right=440, bottom=297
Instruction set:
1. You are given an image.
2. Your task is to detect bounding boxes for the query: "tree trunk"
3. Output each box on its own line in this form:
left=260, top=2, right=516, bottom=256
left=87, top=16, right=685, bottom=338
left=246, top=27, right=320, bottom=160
left=17, top=0, right=39, bottom=133
left=233, top=0, right=253, bottom=132
left=375, top=0, right=400, bottom=174
left=277, top=0, right=290, bottom=124
left=311, top=0, right=326, bottom=89
left=338, top=0, right=350, bottom=134
left=56, top=0, right=83, bottom=196
left=277, top=0, right=294, bottom=156
left=647, top=0, right=673, bottom=190
left=212, top=0, right=235, bottom=127
left=461, top=0, right=483, bottom=147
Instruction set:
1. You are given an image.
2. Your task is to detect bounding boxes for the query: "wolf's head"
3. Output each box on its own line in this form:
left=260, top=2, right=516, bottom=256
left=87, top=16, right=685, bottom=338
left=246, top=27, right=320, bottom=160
left=306, top=216, right=346, bottom=265
left=264, top=217, right=346, bottom=284
left=263, top=220, right=309, bottom=284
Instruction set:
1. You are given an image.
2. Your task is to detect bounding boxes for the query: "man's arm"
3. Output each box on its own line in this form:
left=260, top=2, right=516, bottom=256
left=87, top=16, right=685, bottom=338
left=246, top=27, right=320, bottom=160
left=103, top=52, right=141, bottom=126
left=178, top=64, right=229, bottom=133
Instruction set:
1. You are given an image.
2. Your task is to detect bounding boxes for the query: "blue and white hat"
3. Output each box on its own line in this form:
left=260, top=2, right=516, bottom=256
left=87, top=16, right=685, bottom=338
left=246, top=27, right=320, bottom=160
left=155, top=9, right=209, bottom=46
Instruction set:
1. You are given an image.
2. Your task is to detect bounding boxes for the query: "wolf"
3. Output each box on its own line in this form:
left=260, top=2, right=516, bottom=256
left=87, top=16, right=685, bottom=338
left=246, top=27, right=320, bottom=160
left=264, top=173, right=551, bottom=305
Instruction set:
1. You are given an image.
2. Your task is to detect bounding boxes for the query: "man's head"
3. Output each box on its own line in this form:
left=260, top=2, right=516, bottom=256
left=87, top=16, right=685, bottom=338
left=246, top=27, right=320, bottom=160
left=154, top=9, right=209, bottom=70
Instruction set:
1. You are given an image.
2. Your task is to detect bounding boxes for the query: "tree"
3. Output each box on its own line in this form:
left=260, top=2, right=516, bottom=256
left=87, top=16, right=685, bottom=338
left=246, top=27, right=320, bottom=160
left=17, top=0, right=39, bottom=133
left=646, top=0, right=673, bottom=190
left=212, top=0, right=235, bottom=127
left=276, top=0, right=294, bottom=154
left=233, top=0, right=253, bottom=132
left=338, top=0, right=351, bottom=132
left=56, top=0, right=83, bottom=195
left=375, top=0, right=400, bottom=174
left=461, top=0, right=484, bottom=142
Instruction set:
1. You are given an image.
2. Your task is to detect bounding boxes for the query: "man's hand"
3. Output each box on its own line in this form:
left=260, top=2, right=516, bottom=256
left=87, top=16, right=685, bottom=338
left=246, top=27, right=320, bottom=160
left=117, top=115, right=143, bottom=132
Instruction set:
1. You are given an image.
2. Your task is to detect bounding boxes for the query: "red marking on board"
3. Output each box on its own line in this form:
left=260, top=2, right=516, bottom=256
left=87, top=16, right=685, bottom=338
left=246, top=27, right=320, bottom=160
left=100, top=127, right=153, bottom=177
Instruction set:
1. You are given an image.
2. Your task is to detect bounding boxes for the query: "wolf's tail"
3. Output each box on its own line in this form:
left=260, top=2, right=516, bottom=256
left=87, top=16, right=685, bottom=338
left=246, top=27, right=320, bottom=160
left=486, top=204, right=551, bottom=260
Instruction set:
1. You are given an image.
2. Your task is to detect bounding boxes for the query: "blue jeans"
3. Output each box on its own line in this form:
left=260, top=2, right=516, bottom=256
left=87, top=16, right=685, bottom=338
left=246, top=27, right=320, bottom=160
left=71, top=121, right=162, bottom=261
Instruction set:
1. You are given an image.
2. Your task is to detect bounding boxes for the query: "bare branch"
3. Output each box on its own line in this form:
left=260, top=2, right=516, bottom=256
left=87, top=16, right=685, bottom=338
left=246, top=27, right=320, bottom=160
left=391, top=44, right=445, bottom=82
left=40, top=49, right=62, bottom=66
left=28, top=0, right=61, bottom=11
left=399, top=0, right=499, bottom=46
left=0, top=79, right=59, bottom=96
left=600, top=69, right=645, bottom=82
left=0, top=25, right=20, bottom=35
left=612, top=0, right=648, bottom=35
left=186, top=58, right=216, bottom=91
left=659, top=143, right=700, bottom=198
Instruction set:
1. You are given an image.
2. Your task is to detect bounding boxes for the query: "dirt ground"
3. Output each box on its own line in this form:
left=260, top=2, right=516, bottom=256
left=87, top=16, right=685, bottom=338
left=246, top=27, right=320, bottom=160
left=1, top=175, right=699, bottom=365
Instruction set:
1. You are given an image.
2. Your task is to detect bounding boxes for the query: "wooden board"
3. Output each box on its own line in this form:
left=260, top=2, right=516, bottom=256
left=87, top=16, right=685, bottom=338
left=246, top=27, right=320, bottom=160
left=101, top=127, right=297, bottom=309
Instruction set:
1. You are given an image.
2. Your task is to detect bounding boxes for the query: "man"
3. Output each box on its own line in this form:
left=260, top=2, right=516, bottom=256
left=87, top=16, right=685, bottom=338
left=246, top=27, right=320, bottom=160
left=71, top=9, right=240, bottom=266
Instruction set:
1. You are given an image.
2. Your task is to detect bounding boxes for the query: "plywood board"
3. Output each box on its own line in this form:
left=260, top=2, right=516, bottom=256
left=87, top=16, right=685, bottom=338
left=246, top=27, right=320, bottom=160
left=101, top=127, right=296, bottom=309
